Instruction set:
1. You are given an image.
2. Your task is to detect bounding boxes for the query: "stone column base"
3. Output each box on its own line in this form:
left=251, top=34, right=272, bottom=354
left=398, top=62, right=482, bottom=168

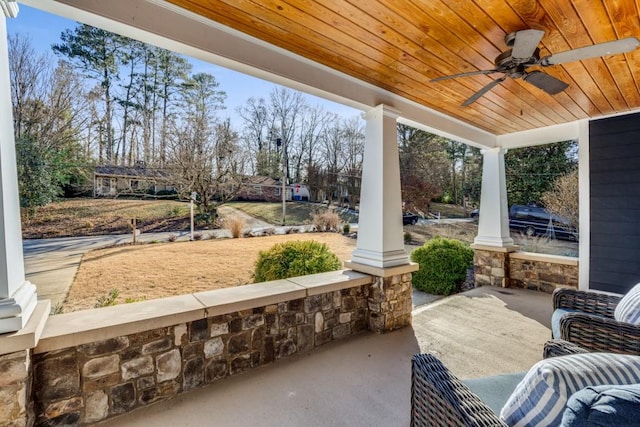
left=0, top=350, right=31, bottom=426
left=344, top=261, right=418, bottom=333
left=471, top=244, right=519, bottom=288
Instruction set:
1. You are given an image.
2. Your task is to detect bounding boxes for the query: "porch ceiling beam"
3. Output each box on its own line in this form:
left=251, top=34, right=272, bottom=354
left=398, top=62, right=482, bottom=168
left=496, top=121, right=582, bottom=149
left=23, top=0, right=496, bottom=147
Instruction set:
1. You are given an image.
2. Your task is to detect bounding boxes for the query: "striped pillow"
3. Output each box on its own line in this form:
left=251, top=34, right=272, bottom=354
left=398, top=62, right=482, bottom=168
left=499, top=353, right=640, bottom=427
left=615, top=283, right=640, bottom=324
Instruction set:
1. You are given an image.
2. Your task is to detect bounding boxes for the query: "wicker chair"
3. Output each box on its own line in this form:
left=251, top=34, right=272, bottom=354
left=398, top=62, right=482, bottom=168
left=410, top=341, right=584, bottom=427
left=553, top=287, right=640, bottom=355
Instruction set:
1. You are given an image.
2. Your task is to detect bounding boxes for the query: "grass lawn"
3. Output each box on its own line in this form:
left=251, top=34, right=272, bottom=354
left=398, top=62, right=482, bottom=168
left=21, top=199, right=355, bottom=239
left=429, top=202, right=473, bottom=218
left=64, top=232, right=357, bottom=312
left=22, top=199, right=192, bottom=239
left=228, top=201, right=358, bottom=225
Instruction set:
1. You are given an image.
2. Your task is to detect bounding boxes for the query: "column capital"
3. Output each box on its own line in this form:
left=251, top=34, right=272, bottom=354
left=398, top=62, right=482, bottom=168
left=1, top=0, right=18, bottom=18
left=362, top=104, right=401, bottom=121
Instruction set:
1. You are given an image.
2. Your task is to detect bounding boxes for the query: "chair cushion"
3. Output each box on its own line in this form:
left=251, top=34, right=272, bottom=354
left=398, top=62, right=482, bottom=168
left=552, top=308, right=579, bottom=339
left=614, top=283, right=640, bottom=324
left=499, top=352, right=640, bottom=427
left=463, top=372, right=527, bottom=415
left=561, top=384, right=640, bottom=427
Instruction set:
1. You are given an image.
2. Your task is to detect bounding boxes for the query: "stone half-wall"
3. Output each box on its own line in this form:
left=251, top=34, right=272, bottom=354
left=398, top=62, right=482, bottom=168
left=473, top=246, right=578, bottom=293
left=508, top=252, right=579, bottom=292
left=29, top=266, right=415, bottom=426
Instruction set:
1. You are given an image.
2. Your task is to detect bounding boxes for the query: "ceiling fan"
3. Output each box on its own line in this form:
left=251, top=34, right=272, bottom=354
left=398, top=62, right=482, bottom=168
left=431, top=30, right=640, bottom=106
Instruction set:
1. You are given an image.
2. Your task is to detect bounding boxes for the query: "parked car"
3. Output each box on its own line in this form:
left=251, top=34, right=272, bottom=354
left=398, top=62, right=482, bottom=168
left=403, top=212, right=419, bottom=225
left=470, top=209, right=479, bottom=219
left=509, top=204, right=577, bottom=241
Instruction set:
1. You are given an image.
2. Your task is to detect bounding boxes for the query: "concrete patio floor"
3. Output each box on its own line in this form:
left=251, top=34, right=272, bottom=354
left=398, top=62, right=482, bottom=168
left=98, top=286, right=553, bottom=427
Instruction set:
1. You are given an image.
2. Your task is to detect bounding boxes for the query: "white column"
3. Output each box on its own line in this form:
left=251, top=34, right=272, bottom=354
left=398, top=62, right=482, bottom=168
left=0, top=3, right=39, bottom=334
left=350, top=104, right=409, bottom=268
left=473, top=147, right=515, bottom=248
left=577, top=120, right=590, bottom=290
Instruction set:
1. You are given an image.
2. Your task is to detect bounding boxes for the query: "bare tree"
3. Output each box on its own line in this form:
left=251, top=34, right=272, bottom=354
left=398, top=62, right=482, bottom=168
left=166, top=72, right=249, bottom=218
left=237, top=97, right=269, bottom=175
left=320, top=115, right=346, bottom=204
left=270, top=88, right=305, bottom=183
left=9, top=34, right=89, bottom=208
left=398, top=124, right=450, bottom=212
left=293, top=104, right=330, bottom=183
left=341, top=116, right=364, bottom=208
left=541, top=170, right=579, bottom=229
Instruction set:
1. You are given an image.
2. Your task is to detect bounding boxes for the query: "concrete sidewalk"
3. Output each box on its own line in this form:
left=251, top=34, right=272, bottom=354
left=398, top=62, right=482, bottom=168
left=98, top=286, right=552, bottom=427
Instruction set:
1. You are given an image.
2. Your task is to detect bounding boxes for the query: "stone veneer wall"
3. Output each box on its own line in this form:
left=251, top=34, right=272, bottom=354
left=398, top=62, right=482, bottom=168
left=30, top=270, right=413, bottom=426
left=508, top=252, right=579, bottom=292
left=0, top=350, right=30, bottom=427
left=473, top=248, right=578, bottom=293
left=368, top=274, right=413, bottom=333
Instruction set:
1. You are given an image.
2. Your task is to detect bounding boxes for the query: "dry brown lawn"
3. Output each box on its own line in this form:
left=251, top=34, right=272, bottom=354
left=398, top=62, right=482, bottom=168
left=64, top=233, right=356, bottom=312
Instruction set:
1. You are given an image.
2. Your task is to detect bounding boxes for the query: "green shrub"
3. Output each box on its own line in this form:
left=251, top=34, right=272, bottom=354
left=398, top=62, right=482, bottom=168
left=404, top=231, right=412, bottom=243
left=410, top=236, right=474, bottom=295
left=253, top=240, right=341, bottom=282
left=343, top=223, right=351, bottom=233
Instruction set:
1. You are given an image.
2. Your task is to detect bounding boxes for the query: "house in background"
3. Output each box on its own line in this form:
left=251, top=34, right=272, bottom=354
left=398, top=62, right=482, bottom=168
left=235, top=176, right=310, bottom=202
left=93, top=163, right=174, bottom=197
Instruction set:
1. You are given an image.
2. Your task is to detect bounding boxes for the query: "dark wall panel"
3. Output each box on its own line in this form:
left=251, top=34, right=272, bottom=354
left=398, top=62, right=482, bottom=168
left=590, top=113, right=640, bottom=294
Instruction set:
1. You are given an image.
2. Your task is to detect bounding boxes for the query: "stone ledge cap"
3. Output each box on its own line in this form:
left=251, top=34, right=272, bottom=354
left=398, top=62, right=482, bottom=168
left=193, top=280, right=306, bottom=316
left=35, top=294, right=205, bottom=354
left=471, top=244, right=520, bottom=253
left=343, top=261, right=419, bottom=277
left=0, top=300, right=50, bottom=355
left=288, top=269, right=372, bottom=296
left=509, top=251, right=578, bottom=265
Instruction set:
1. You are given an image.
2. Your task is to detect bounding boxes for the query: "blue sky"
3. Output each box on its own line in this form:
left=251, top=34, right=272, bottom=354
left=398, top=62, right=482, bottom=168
left=6, top=5, right=360, bottom=125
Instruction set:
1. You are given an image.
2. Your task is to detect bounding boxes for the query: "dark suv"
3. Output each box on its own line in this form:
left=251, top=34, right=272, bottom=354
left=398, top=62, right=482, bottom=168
left=402, top=212, right=420, bottom=225
left=509, top=204, right=577, bottom=241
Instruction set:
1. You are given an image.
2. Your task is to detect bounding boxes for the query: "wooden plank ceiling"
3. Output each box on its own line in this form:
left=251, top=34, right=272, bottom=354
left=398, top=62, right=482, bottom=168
left=167, top=0, right=640, bottom=135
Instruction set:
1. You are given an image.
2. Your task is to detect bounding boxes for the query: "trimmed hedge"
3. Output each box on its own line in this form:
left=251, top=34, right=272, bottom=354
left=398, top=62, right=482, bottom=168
left=253, top=240, right=341, bottom=282
left=410, top=236, right=474, bottom=295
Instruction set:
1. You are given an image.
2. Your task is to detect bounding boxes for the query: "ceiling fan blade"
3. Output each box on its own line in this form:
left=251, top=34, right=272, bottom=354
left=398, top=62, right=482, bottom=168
left=431, top=69, right=498, bottom=82
left=512, top=29, right=545, bottom=59
left=523, top=71, right=569, bottom=95
left=462, top=76, right=506, bottom=106
left=542, top=37, right=640, bottom=65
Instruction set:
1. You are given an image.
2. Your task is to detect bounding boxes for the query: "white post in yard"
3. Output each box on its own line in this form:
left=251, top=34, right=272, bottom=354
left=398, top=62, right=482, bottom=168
left=190, top=192, right=196, bottom=241
left=0, top=2, right=38, bottom=333
left=348, top=104, right=409, bottom=268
